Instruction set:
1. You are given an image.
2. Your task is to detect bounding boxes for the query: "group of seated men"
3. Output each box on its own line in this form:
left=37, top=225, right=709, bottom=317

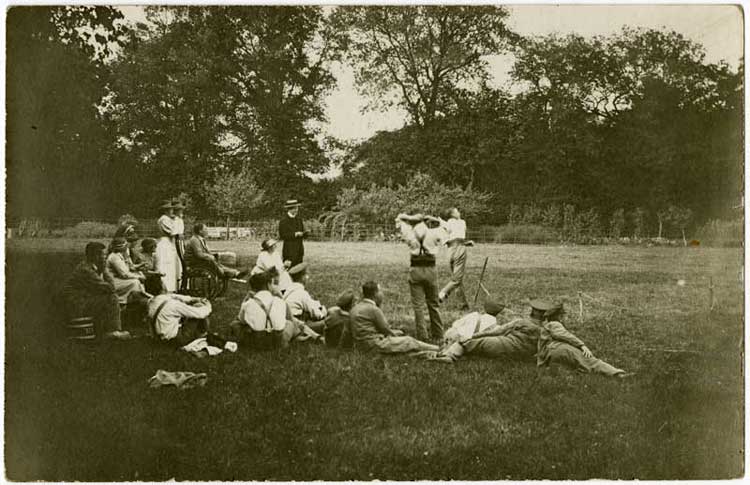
left=61, top=228, right=627, bottom=377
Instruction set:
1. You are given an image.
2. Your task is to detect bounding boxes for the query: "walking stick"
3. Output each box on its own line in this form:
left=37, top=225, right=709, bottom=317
left=473, top=256, right=489, bottom=305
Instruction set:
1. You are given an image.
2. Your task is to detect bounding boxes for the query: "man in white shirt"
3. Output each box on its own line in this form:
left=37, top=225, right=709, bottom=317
left=395, top=211, right=446, bottom=342
left=283, top=262, right=328, bottom=333
left=147, top=293, right=214, bottom=346
left=438, top=207, right=474, bottom=310
left=236, top=272, right=313, bottom=349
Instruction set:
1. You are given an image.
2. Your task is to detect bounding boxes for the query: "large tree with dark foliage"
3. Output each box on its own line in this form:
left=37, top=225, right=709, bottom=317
left=344, top=27, right=742, bottom=228
left=7, top=6, right=126, bottom=220
left=110, top=6, right=336, bottom=216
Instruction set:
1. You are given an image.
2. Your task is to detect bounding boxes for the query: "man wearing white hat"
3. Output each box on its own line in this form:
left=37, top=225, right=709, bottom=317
left=278, top=199, right=307, bottom=267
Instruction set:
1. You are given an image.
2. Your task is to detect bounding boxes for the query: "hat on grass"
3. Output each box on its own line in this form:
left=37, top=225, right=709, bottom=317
left=288, top=262, right=308, bottom=277
left=261, top=238, right=279, bottom=251
left=284, top=199, right=301, bottom=209
left=483, top=300, right=505, bottom=316
left=111, top=237, right=128, bottom=251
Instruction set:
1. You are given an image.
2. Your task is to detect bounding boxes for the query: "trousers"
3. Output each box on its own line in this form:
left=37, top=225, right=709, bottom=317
left=363, top=335, right=439, bottom=354
left=546, top=343, right=624, bottom=376
left=440, top=244, right=468, bottom=307
left=408, top=265, right=443, bottom=340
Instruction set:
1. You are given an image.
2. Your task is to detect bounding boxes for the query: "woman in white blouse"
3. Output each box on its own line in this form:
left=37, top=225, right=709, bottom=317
left=251, top=238, right=292, bottom=294
left=107, top=237, right=148, bottom=304
left=155, top=200, right=182, bottom=292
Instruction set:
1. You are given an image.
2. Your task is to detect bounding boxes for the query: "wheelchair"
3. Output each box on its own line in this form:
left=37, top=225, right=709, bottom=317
left=179, top=255, right=230, bottom=300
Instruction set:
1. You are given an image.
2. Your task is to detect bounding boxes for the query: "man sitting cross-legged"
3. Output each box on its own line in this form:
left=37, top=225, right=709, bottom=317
left=283, top=262, right=327, bottom=333
left=147, top=292, right=231, bottom=350
left=425, top=299, right=542, bottom=363
left=233, top=272, right=321, bottom=350
left=534, top=299, right=628, bottom=377
left=340, top=281, right=439, bottom=354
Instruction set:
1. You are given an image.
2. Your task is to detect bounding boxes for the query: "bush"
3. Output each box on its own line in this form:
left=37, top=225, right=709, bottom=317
left=61, top=221, right=119, bottom=239
left=695, top=219, right=743, bottom=247
left=494, top=224, right=558, bottom=244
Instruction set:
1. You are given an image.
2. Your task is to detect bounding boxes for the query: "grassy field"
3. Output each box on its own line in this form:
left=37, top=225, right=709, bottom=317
left=5, top=239, right=744, bottom=480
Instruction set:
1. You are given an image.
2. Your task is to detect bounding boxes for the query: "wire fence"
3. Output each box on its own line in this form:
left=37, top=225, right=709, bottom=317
left=5, top=216, right=740, bottom=247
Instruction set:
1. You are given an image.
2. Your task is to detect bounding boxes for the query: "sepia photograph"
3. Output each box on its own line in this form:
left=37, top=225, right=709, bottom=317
left=4, top=2, right=745, bottom=481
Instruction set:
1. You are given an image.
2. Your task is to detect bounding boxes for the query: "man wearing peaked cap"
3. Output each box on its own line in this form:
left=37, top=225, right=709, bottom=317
left=278, top=199, right=307, bottom=267
left=535, top=300, right=628, bottom=377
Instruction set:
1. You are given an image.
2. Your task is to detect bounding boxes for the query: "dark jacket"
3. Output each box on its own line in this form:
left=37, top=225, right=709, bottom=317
left=278, top=215, right=305, bottom=266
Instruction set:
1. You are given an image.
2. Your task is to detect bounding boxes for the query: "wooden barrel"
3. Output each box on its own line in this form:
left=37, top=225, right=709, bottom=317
left=66, top=317, right=96, bottom=341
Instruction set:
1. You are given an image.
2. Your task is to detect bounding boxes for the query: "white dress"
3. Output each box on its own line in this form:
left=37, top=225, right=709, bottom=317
left=155, top=215, right=182, bottom=292
left=106, top=252, right=146, bottom=304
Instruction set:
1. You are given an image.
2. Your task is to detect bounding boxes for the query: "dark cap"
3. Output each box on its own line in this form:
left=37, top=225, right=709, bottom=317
left=483, top=300, right=505, bottom=316
left=336, top=289, right=356, bottom=310
left=530, top=299, right=563, bottom=316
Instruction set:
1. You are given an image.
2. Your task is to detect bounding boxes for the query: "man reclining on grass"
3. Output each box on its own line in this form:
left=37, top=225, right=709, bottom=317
left=423, top=299, right=541, bottom=363
left=533, top=299, right=628, bottom=377
left=340, top=281, right=439, bottom=354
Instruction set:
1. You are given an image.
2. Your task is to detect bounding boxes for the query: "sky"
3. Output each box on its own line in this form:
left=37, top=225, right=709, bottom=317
left=119, top=4, right=743, bottom=142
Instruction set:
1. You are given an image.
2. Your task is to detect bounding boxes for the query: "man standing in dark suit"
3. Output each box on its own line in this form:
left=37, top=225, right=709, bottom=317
left=278, top=199, right=306, bottom=267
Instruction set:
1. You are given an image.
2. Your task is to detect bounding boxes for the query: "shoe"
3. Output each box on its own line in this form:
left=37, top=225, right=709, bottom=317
left=104, top=330, right=132, bottom=340
left=224, top=341, right=238, bottom=353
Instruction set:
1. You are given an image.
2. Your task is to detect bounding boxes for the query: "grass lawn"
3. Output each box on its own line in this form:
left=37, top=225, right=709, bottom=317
left=5, top=239, right=744, bottom=480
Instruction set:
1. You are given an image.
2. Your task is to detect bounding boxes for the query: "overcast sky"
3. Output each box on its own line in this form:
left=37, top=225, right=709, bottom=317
left=120, top=4, right=743, bottom=142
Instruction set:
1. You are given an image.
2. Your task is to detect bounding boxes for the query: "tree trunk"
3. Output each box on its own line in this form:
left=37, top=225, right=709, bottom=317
left=682, top=228, right=687, bottom=247
left=226, top=215, right=230, bottom=241
left=657, top=217, right=663, bottom=239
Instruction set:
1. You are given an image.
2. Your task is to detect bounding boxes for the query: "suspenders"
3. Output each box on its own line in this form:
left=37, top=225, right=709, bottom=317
left=252, top=295, right=276, bottom=332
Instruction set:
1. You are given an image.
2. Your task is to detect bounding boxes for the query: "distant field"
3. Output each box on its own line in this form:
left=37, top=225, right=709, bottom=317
left=5, top=239, right=744, bottom=480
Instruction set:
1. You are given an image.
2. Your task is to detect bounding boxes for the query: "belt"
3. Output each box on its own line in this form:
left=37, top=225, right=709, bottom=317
left=410, top=256, right=436, bottom=267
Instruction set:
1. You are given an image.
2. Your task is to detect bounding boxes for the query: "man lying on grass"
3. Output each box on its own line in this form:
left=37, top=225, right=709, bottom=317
left=533, top=299, right=628, bottom=377
left=423, top=299, right=541, bottom=363
left=340, top=281, right=439, bottom=354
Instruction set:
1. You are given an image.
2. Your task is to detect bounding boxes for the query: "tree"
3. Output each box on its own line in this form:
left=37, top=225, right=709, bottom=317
left=330, top=6, right=516, bottom=126
left=110, top=6, right=336, bottom=214
left=665, top=205, right=694, bottom=245
left=7, top=6, right=126, bottom=219
left=203, top=169, right=265, bottom=240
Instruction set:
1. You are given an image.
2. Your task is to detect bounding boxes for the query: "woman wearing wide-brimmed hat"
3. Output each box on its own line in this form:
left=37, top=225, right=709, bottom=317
left=250, top=238, right=292, bottom=294
left=154, top=200, right=183, bottom=292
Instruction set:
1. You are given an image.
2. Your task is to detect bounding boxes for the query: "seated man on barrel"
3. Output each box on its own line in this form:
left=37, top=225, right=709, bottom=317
left=61, top=242, right=131, bottom=340
left=184, top=222, right=247, bottom=281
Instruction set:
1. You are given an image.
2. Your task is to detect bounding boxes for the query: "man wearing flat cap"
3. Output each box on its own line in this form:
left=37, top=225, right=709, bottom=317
left=426, top=299, right=542, bottom=363
left=534, top=299, right=627, bottom=377
left=283, top=262, right=328, bottom=333
left=278, top=199, right=307, bottom=267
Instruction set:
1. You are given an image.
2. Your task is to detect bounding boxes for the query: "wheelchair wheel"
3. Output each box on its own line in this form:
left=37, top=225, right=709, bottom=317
left=182, top=267, right=219, bottom=299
